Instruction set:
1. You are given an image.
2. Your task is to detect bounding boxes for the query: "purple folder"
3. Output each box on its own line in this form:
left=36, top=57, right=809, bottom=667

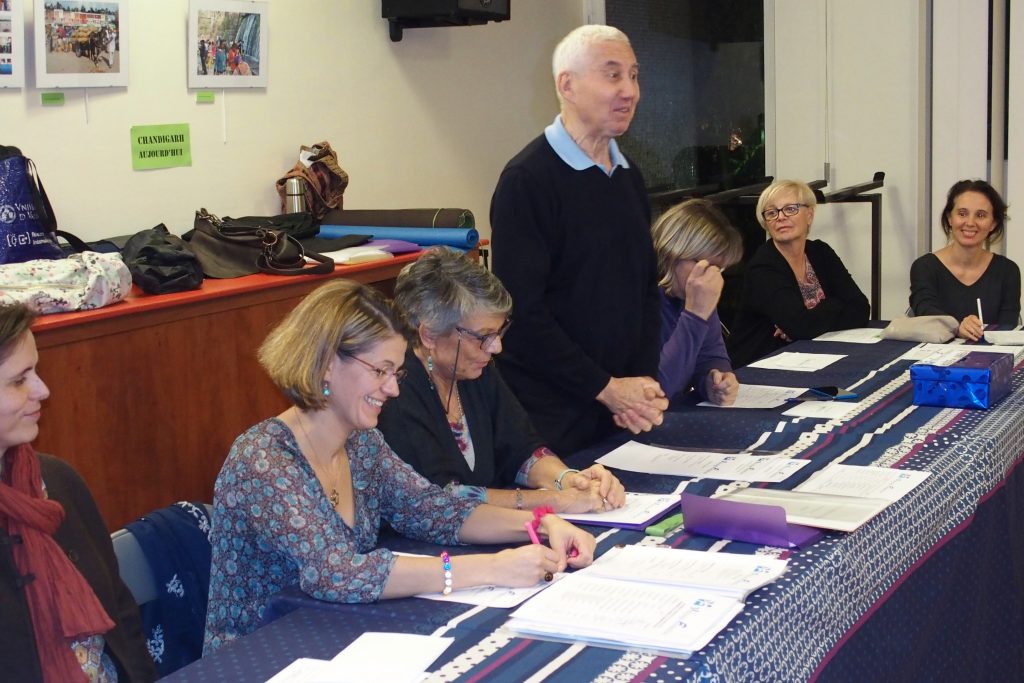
left=681, top=492, right=822, bottom=548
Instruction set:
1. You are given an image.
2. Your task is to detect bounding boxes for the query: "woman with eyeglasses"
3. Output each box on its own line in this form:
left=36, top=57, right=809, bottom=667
left=909, top=179, right=1019, bottom=340
left=204, top=279, right=596, bottom=652
left=728, top=179, right=869, bottom=367
left=651, top=199, right=743, bottom=404
left=377, top=247, right=626, bottom=514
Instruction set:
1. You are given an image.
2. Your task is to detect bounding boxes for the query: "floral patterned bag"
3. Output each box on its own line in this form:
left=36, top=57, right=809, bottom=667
left=0, top=251, right=132, bottom=314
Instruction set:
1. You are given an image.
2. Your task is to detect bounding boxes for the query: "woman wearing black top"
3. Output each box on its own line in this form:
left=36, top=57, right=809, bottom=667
left=909, top=179, right=1020, bottom=340
left=728, top=179, right=870, bottom=367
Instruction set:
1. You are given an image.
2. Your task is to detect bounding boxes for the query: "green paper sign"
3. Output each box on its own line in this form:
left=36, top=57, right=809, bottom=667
left=41, top=92, right=65, bottom=106
left=131, top=123, right=192, bottom=171
left=196, top=91, right=215, bottom=104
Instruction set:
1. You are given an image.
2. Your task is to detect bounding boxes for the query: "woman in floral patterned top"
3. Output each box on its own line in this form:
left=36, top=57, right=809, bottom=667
left=203, top=280, right=596, bottom=652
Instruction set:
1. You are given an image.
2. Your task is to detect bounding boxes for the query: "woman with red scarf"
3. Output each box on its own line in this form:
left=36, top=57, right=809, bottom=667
left=0, top=304, right=155, bottom=682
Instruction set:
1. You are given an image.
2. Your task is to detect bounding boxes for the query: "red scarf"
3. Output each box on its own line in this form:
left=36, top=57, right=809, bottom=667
left=0, top=444, right=115, bottom=683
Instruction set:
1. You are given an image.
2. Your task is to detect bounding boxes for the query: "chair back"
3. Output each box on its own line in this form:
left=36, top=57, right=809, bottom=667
left=112, top=501, right=213, bottom=677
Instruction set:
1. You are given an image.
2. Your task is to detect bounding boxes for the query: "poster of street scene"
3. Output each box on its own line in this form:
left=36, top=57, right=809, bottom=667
left=0, top=0, right=25, bottom=88
left=188, top=0, right=267, bottom=89
left=34, top=0, right=127, bottom=88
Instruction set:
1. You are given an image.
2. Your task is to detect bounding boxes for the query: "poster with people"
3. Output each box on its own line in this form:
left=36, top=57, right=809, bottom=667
left=0, top=0, right=24, bottom=88
left=188, top=0, right=267, bottom=89
left=34, top=0, right=127, bottom=88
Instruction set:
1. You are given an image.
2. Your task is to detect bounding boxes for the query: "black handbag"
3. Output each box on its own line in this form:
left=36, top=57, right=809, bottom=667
left=121, top=224, right=205, bottom=294
left=186, top=209, right=334, bottom=279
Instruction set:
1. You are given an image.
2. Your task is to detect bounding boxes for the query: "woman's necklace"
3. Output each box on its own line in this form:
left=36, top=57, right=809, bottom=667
left=296, top=411, right=340, bottom=508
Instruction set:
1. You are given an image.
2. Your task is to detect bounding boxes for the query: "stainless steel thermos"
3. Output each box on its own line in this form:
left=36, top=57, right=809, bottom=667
left=284, top=177, right=307, bottom=214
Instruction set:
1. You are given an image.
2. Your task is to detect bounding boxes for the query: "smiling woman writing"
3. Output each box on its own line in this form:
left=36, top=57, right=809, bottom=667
left=909, top=179, right=1020, bottom=340
left=203, top=280, right=596, bottom=653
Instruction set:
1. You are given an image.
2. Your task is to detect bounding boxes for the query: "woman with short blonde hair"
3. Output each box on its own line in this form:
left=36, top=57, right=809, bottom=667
left=728, top=179, right=869, bottom=366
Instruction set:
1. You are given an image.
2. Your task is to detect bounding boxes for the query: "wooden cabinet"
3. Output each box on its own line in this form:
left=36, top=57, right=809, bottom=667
left=32, top=254, right=420, bottom=530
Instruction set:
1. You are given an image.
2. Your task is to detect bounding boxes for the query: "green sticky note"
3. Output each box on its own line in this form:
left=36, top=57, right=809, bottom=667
left=196, top=91, right=215, bottom=104
left=645, top=512, right=684, bottom=536
left=130, top=123, right=192, bottom=171
left=41, top=92, right=65, bottom=106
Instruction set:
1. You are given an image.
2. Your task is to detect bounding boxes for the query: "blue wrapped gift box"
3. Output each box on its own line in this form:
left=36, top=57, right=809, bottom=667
left=910, top=351, right=1014, bottom=409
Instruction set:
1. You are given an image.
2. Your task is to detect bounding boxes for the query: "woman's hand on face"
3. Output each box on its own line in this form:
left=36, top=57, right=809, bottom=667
left=958, top=315, right=984, bottom=341
left=683, top=260, right=725, bottom=320
left=538, top=515, right=596, bottom=569
left=568, top=464, right=626, bottom=508
left=492, top=545, right=563, bottom=587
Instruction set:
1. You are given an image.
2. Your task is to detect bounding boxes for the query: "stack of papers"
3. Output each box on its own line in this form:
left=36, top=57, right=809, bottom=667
left=505, top=546, right=786, bottom=657
left=559, top=491, right=681, bottom=530
left=719, top=464, right=930, bottom=532
left=597, top=440, right=809, bottom=482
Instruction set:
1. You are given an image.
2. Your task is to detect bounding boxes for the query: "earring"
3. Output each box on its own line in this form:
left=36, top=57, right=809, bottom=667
left=322, top=382, right=331, bottom=397
left=427, top=354, right=434, bottom=374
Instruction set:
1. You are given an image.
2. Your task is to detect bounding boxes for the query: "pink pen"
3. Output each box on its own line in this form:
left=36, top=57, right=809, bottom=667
left=526, top=519, right=579, bottom=559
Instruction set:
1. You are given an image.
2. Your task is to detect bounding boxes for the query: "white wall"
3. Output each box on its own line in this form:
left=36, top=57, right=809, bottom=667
left=4, top=1, right=584, bottom=241
left=769, top=0, right=925, bottom=319
left=1007, top=1, right=1024, bottom=270
left=930, top=0, right=989, bottom=249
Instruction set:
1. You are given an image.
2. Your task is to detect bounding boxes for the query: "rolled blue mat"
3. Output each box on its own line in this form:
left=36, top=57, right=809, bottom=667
left=318, top=225, right=479, bottom=249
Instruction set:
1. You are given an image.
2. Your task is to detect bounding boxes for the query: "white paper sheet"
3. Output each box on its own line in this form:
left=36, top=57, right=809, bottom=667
left=782, top=400, right=862, bottom=420
left=794, top=464, right=930, bottom=502
left=901, top=343, right=1022, bottom=362
left=983, top=330, right=1024, bottom=346
left=583, top=545, right=788, bottom=600
left=265, top=633, right=452, bottom=683
left=746, top=352, right=846, bottom=372
left=720, top=487, right=891, bottom=532
left=813, top=328, right=883, bottom=344
left=698, top=383, right=806, bottom=408
left=329, top=632, right=452, bottom=683
left=559, top=491, right=681, bottom=528
left=395, top=552, right=559, bottom=607
left=597, top=440, right=809, bottom=482
left=414, top=576, right=560, bottom=608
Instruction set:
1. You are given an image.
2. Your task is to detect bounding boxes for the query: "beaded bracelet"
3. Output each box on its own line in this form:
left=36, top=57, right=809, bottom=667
left=440, top=551, right=453, bottom=595
left=515, top=488, right=524, bottom=510
left=554, top=468, right=580, bottom=491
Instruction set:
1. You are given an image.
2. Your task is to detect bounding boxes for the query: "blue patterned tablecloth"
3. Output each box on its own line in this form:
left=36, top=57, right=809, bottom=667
left=164, top=339, right=1024, bottom=682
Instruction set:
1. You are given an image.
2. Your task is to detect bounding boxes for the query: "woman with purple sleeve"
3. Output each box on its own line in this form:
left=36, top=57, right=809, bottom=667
left=652, top=199, right=743, bottom=404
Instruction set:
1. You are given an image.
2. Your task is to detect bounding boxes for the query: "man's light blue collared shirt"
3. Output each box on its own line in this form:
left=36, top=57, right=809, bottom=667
left=544, top=115, right=630, bottom=177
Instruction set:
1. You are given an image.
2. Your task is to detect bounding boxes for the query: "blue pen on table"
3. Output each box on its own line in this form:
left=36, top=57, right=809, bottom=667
left=786, top=387, right=858, bottom=402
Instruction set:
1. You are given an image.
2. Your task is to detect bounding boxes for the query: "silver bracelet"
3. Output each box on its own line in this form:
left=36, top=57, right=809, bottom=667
left=554, top=468, right=580, bottom=491
left=515, top=488, right=524, bottom=510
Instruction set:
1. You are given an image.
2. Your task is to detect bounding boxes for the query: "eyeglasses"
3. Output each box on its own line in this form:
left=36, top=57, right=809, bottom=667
left=340, top=352, right=407, bottom=383
left=454, top=318, right=512, bottom=349
left=761, top=203, right=808, bottom=222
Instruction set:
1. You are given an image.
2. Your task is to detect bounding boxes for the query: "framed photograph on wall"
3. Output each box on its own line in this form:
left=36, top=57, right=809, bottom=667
left=33, top=0, right=128, bottom=88
left=188, top=0, right=267, bottom=89
left=0, top=0, right=25, bottom=88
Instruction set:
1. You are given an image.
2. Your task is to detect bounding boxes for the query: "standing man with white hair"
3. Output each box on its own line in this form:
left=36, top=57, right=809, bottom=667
left=490, top=25, right=667, bottom=455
